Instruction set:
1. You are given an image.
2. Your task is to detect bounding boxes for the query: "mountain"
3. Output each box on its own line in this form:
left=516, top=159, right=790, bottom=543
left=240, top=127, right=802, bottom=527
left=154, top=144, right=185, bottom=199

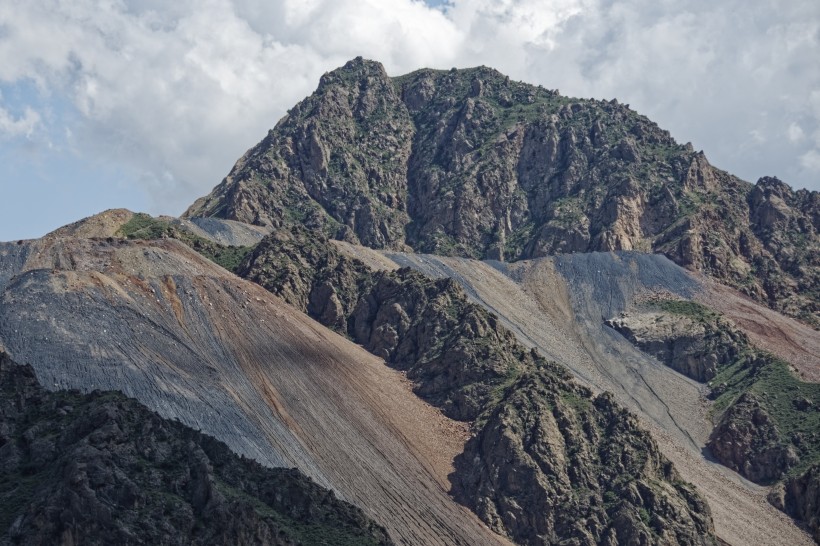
left=237, top=223, right=818, bottom=546
left=0, top=232, right=508, bottom=545
left=1, top=58, right=819, bottom=546
left=186, top=57, right=819, bottom=327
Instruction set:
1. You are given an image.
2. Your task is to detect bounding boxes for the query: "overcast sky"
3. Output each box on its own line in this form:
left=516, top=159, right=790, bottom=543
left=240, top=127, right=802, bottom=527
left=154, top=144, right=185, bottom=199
left=0, top=0, right=818, bottom=241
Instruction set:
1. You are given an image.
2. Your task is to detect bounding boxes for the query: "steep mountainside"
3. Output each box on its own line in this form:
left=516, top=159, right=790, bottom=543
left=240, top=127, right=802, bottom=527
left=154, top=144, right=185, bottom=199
left=327, top=243, right=818, bottom=546
left=186, top=57, right=818, bottom=326
left=604, top=297, right=820, bottom=537
left=0, top=235, right=508, bottom=546
left=0, top=352, right=391, bottom=546
left=237, top=227, right=716, bottom=545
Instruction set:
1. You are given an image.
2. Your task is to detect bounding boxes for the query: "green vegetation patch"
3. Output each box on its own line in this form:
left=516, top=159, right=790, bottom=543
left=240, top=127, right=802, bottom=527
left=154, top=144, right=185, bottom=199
left=650, top=299, right=720, bottom=323
left=116, top=214, right=254, bottom=273
left=118, top=213, right=168, bottom=239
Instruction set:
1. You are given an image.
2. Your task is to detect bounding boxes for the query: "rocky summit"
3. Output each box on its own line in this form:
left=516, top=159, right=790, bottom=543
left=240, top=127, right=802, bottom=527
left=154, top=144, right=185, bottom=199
left=1, top=58, right=819, bottom=546
left=187, top=57, right=818, bottom=327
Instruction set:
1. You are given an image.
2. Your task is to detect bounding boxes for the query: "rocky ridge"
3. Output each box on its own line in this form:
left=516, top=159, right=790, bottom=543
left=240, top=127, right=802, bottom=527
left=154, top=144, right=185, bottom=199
left=0, top=235, right=512, bottom=545
left=237, top=227, right=717, bottom=545
left=605, top=300, right=746, bottom=382
left=0, top=351, right=391, bottom=546
left=771, top=465, right=820, bottom=543
left=186, top=57, right=819, bottom=326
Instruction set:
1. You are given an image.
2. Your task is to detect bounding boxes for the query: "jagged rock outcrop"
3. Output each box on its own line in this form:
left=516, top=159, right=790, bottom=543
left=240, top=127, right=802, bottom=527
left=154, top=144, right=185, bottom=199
left=452, top=372, right=715, bottom=546
left=707, top=392, right=799, bottom=484
left=237, top=225, right=372, bottom=324
left=239, top=226, right=536, bottom=421
left=0, top=352, right=392, bottom=546
left=186, top=57, right=819, bottom=326
left=770, top=464, right=820, bottom=543
left=237, top=228, right=718, bottom=544
left=605, top=296, right=820, bottom=537
left=186, top=58, right=414, bottom=248
left=605, top=301, right=745, bottom=382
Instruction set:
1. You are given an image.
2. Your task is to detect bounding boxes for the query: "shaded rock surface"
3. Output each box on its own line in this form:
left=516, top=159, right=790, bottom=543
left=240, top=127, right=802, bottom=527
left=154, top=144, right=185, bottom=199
left=0, top=352, right=391, bottom=546
left=186, top=58, right=818, bottom=326
left=708, top=392, right=798, bottom=484
left=453, top=376, right=715, bottom=546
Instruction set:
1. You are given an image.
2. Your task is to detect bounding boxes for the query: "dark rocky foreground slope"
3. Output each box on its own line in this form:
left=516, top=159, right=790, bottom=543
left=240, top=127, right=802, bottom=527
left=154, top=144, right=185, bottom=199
left=186, top=57, right=818, bottom=326
left=238, top=226, right=717, bottom=545
left=0, top=352, right=391, bottom=546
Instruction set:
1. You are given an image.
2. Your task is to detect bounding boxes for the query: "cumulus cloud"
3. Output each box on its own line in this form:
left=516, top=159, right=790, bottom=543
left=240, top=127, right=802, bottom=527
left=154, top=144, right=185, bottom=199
left=0, top=0, right=817, bottom=223
left=802, top=150, right=820, bottom=172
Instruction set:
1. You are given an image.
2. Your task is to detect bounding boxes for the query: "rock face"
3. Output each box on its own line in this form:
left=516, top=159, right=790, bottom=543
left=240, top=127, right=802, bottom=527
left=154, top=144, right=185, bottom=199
left=237, top=227, right=718, bottom=545
left=186, top=58, right=414, bottom=248
left=453, top=377, right=715, bottom=546
left=0, top=352, right=391, bottom=546
left=708, top=392, right=798, bottom=484
left=604, top=296, right=820, bottom=536
left=239, top=226, right=527, bottom=421
left=605, top=302, right=744, bottom=382
left=773, top=464, right=820, bottom=543
left=186, top=57, right=819, bottom=326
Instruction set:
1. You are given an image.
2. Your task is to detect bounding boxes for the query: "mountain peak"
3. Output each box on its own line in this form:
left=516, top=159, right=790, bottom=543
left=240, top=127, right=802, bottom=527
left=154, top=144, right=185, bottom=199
left=317, top=56, right=390, bottom=90
left=185, top=59, right=819, bottom=326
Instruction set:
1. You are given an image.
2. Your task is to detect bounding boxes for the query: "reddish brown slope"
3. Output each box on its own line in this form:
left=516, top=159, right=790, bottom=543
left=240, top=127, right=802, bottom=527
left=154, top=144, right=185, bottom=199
left=695, top=275, right=820, bottom=382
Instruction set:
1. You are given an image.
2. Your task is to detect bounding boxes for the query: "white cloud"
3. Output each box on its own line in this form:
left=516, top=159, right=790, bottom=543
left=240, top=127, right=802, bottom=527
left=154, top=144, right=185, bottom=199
left=0, top=104, right=40, bottom=138
left=788, top=122, right=805, bottom=143
left=0, top=0, right=818, bottom=224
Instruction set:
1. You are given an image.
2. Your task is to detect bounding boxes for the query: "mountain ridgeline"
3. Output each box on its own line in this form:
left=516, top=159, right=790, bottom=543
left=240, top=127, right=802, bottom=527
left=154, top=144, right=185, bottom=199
left=186, top=57, right=819, bottom=326
left=2, top=57, right=818, bottom=546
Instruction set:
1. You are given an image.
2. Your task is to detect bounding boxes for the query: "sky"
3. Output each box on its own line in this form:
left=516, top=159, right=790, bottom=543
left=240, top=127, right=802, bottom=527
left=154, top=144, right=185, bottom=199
left=0, top=0, right=818, bottom=241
